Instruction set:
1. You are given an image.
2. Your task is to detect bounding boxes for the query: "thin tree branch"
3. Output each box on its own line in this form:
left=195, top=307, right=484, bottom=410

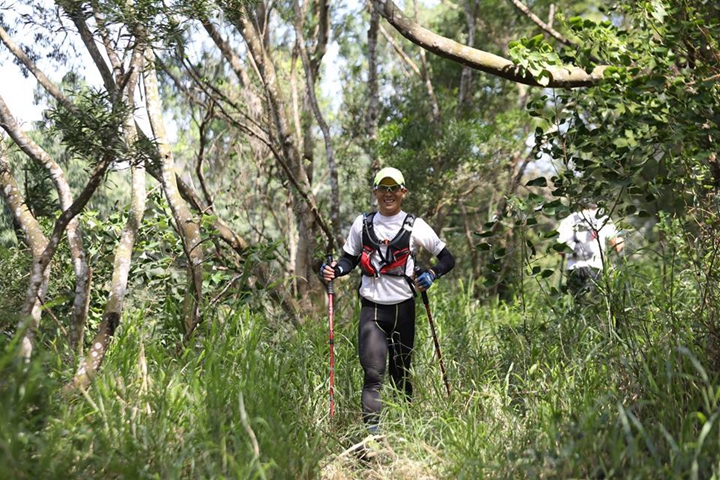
left=310, top=0, right=330, bottom=78
left=61, top=3, right=117, bottom=95
left=371, top=0, right=608, bottom=88
left=0, top=24, right=78, bottom=113
left=294, top=0, right=343, bottom=251
left=507, top=0, right=572, bottom=46
left=37, top=294, right=68, bottom=337
left=378, top=23, right=422, bottom=77
left=195, top=103, right=215, bottom=207
left=412, top=0, right=440, bottom=123
left=91, top=0, right=123, bottom=73
left=209, top=274, right=243, bottom=307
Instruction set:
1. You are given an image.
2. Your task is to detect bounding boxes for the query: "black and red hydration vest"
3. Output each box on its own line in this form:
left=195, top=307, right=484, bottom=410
left=359, top=212, right=416, bottom=280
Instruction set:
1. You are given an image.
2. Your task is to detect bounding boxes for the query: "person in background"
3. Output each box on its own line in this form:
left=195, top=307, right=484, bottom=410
left=320, top=167, right=455, bottom=434
left=557, top=200, right=624, bottom=297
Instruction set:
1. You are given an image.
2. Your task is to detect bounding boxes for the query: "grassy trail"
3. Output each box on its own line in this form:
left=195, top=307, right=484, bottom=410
left=2, top=274, right=720, bottom=478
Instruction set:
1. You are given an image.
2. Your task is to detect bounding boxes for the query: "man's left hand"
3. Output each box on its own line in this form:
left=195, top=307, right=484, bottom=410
left=415, top=270, right=435, bottom=291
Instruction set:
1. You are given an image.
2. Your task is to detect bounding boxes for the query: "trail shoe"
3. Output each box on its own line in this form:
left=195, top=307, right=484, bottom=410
left=352, top=436, right=382, bottom=461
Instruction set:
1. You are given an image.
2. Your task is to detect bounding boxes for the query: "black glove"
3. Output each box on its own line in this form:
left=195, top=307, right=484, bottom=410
left=319, top=262, right=343, bottom=280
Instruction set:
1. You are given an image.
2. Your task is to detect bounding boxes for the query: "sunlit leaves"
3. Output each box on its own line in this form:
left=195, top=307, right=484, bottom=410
left=48, top=89, right=131, bottom=165
left=508, top=35, right=562, bottom=86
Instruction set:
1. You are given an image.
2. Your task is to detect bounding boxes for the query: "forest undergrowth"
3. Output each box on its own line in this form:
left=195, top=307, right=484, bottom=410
left=2, top=255, right=720, bottom=480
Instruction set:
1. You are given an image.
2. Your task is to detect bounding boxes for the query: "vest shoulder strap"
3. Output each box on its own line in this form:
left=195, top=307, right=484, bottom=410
left=362, top=211, right=379, bottom=246
left=362, top=212, right=416, bottom=248
left=394, top=214, right=415, bottom=246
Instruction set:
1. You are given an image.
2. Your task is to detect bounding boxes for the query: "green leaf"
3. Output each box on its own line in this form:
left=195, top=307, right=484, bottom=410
left=526, top=177, right=548, bottom=187
left=526, top=239, right=536, bottom=257
left=528, top=34, right=545, bottom=48
left=650, top=0, right=667, bottom=22
left=540, top=269, right=555, bottom=279
left=551, top=243, right=569, bottom=252
left=536, top=70, right=551, bottom=87
left=568, top=16, right=583, bottom=29
left=148, top=267, right=166, bottom=278
left=624, top=129, right=638, bottom=147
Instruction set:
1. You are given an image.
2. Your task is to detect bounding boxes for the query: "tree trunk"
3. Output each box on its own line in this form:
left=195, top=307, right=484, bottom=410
left=294, top=4, right=343, bottom=250
left=73, top=161, right=146, bottom=389
left=0, top=150, right=49, bottom=361
left=16, top=152, right=113, bottom=361
left=71, top=46, right=147, bottom=389
left=412, top=0, right=441, bottom=124
left=367, top=6, right=380, bottom=172
left=143, top=49, right=205, bottom=337
left=0, top=94, right=90, bottom=355
left=234, top=8, right=323, bottom=305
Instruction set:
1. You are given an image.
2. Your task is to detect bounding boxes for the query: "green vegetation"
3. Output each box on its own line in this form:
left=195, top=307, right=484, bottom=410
left=3, top=233, right=720, bottom=478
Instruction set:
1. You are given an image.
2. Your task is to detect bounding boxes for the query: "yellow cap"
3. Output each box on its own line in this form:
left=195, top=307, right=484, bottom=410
left=373, top=167, right=405, bottom=187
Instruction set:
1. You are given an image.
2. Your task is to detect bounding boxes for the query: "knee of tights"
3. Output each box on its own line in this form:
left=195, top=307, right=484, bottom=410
left=363, top=367, right=383, bottom=386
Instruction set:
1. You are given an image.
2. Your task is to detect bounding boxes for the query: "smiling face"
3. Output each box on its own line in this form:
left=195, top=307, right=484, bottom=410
left=373, top=178, right=407, bottom=216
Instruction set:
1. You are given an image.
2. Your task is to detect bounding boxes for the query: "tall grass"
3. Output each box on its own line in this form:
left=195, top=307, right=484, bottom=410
left=2, top=265, right=720, bottom=479
left=0, top=306, right=329, bottom=479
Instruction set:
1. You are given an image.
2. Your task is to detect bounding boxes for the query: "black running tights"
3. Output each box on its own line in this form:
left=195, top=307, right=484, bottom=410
left=358, top=297, right=415, bottom=427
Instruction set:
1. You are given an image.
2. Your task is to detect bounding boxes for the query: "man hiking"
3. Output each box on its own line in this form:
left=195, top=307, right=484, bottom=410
left=557, top=200, right=624, bottom=297
left=320, top=167, right=455, bottom=435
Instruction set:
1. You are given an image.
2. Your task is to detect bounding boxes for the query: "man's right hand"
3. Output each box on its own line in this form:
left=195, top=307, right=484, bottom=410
left=320, top=261, right=340, bottom=282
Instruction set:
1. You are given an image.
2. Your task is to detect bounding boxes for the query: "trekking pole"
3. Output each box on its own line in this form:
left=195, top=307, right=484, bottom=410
left=558, top=254, right=565, bottom=292
left=326, top=255, right=336, bottom=419
left=416, top=269, right=450, bottom=397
